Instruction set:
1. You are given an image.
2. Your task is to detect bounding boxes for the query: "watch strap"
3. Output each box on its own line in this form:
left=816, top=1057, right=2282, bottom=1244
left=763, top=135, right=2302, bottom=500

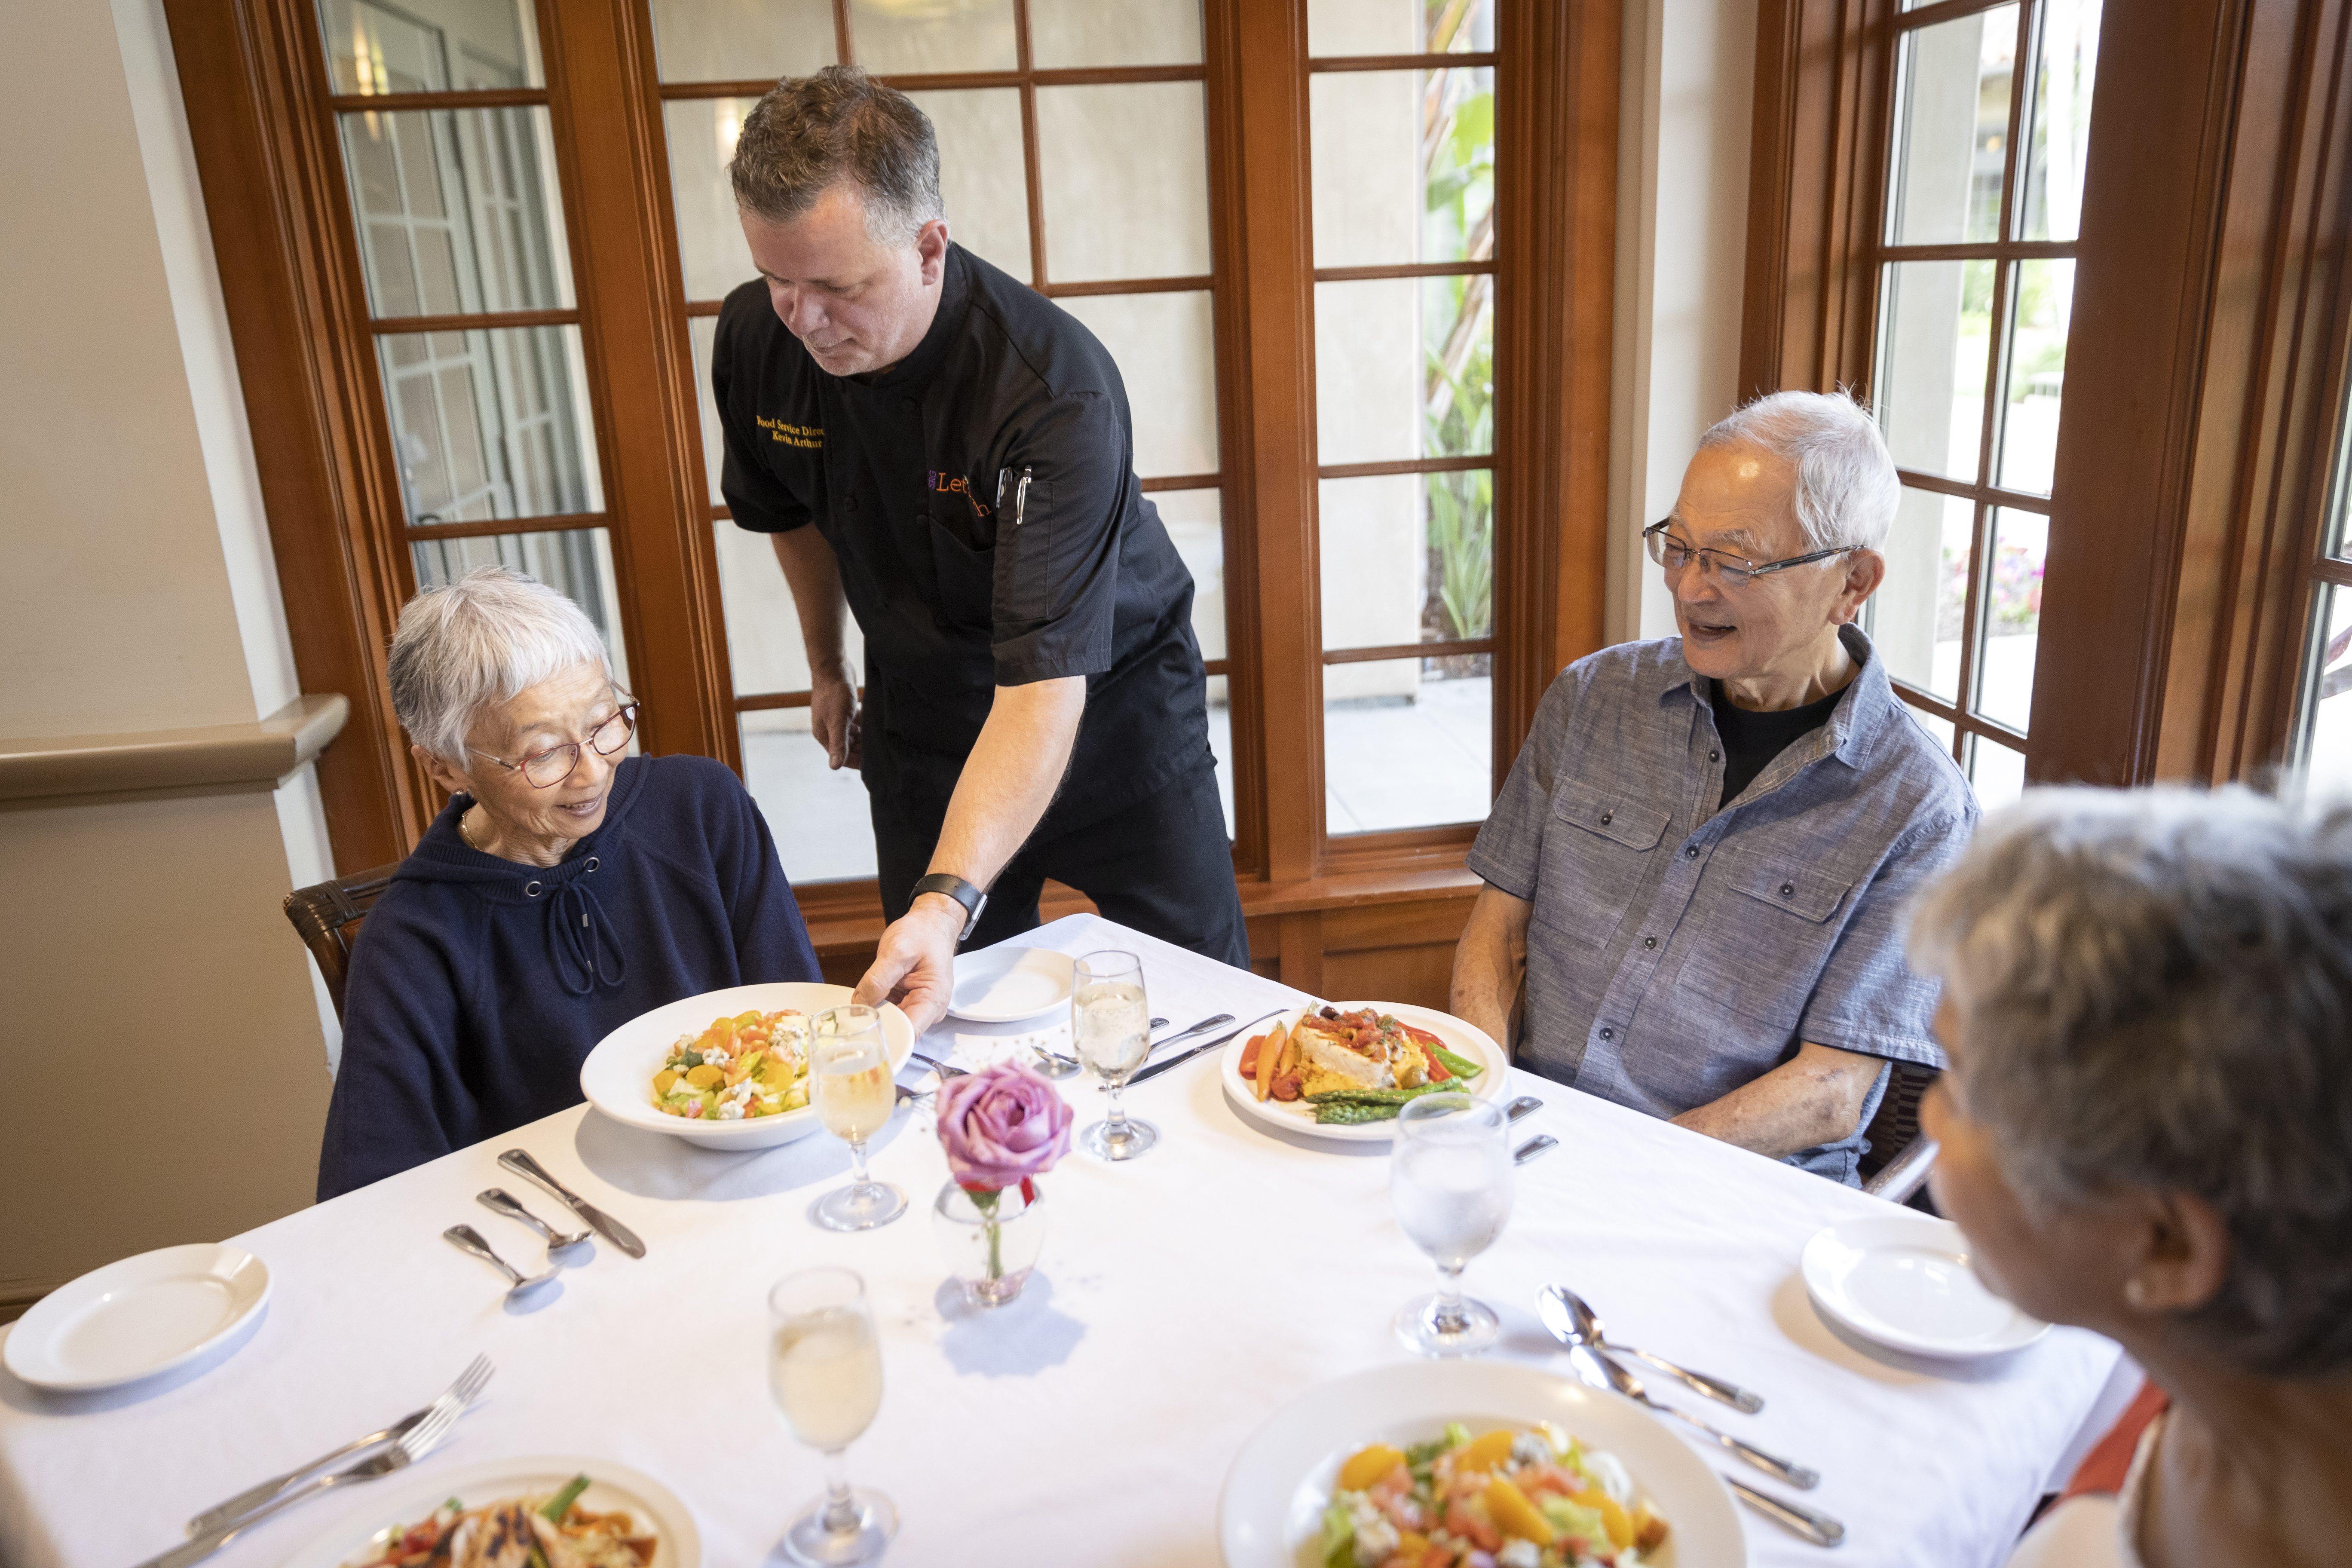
left=911, top=872, right=987, bottom=942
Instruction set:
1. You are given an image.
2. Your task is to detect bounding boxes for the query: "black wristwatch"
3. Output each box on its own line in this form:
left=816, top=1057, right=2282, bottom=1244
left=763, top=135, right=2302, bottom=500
left=910, top=872, right=989, bottom=943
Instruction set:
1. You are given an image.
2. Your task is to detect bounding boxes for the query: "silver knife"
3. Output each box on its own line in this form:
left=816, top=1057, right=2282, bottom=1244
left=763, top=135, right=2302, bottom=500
left=1513, top=1134, right=1559, bottom=1165
left=1725, top=1477, right=1846, bottom=1547
left=496, top=1148, right=646, bottom=1259
left=1122, top=1009, right=1286, bottom=1086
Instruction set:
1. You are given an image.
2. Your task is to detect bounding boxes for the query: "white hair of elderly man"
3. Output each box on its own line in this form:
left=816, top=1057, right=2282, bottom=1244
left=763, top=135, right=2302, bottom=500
left=1699, top=389, right=1902, bottom=556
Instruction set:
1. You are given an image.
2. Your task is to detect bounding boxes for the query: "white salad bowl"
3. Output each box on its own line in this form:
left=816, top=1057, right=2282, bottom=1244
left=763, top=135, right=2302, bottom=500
left=579, top=982, right=913, bottom=1152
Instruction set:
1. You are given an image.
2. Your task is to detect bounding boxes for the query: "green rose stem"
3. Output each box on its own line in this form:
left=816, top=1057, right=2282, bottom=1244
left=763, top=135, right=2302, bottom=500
left=968, top=1187, right=1004, bottom=1282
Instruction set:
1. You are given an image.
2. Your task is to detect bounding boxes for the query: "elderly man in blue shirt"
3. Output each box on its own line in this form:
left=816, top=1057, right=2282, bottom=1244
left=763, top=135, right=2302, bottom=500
left=1452, top=391, right=1975, bottom=1183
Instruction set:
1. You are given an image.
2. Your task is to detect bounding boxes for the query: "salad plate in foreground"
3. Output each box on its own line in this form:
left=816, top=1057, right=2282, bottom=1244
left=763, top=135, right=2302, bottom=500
left=285, top=1456, right=698, bottom=1568
left=1219, top=1360, right=1743, bottom=1567
left=579, top=982, right=912, bottom=1152
left=1221, top=1003, right=1510, bottom=1143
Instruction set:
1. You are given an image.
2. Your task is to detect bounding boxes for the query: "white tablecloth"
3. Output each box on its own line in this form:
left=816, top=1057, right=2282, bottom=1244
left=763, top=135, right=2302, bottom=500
left=0, top=914, right=2124, bottom=1568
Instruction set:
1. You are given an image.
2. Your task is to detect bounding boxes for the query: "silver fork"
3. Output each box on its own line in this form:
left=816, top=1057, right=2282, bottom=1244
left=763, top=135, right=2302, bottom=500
left=184, top=1355, right=492, bottom=1534
left=142, top=1387, right=471, bottom=1567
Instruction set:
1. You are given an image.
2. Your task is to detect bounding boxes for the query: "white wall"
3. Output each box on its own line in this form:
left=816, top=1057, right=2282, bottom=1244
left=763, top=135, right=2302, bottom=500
left=1609, top=0, right=1759, bottom=645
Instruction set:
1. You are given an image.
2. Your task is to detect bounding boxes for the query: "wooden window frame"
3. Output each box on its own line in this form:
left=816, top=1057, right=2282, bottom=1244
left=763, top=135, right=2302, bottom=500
left=1744, top=0, right=2352, bottom=788
left=165, top=0, right=1618, bottom=956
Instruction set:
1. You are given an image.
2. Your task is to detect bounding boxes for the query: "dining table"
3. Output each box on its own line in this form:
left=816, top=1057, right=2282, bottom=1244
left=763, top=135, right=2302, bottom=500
left=0, top=912, right=2131, bottom=1568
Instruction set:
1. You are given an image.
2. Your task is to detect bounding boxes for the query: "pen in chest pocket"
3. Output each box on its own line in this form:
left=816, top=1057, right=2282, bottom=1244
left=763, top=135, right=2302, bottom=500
left=995, top=464, right=1033, bottom=527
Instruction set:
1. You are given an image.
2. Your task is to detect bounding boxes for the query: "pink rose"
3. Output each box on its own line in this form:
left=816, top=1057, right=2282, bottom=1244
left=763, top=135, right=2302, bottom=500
left=934, top=1059, right=1072, bottom=1191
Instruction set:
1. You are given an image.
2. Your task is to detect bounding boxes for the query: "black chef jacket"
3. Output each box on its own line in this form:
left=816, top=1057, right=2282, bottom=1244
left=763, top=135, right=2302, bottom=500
left=713, top=243, right=1213, bottom=833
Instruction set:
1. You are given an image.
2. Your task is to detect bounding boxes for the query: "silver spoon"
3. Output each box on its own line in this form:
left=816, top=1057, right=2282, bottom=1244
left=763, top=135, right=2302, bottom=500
left=478, top=1188, right=591, bottom=1253
left=1538, top=1295, right=1817, bottom=1488
left=444, top=1224, right=560, bottom=1301
left=1548, top=1284, right=1765, bottom=1413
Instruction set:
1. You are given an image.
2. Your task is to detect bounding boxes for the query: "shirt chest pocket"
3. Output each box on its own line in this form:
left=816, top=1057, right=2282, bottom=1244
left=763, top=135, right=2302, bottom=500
left=1675, top=851, right=1855, bottom=1032
left=1532, top=781, right=1671, bottom=952
left=925, top=511, right=996, bottom=628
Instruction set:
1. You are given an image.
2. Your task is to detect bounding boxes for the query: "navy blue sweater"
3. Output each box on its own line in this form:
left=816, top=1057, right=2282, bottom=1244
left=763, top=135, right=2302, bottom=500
left=318, top=755, right=822, bottom=1198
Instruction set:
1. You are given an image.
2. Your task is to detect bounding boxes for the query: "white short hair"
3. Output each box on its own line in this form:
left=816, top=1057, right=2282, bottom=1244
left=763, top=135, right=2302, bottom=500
left=1698, top=389, right=1901, bottom=553
left=387, top=566, right=612, bottom=763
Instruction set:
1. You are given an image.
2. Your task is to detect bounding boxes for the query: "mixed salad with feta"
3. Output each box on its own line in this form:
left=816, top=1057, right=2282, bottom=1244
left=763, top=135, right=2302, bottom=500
left=650, top=1008, right=809, bottom=1121
left=1322, top=1422, right=1669, bottom=1568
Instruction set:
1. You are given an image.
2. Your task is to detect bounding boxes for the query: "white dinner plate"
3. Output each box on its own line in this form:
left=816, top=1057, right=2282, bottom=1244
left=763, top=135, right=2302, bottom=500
left=1801, top=1212, right=2052, bottom=1359
left=284, top=1455, right=700, bottom=1568
left=3, top=1243, right=269, bottom=1393
left=1220, top=1002, right=1511, bottom=1144
left=579, top=982, right=913, bottom=1152
left=946, top=943, right=1076, bottom=1023
left=1219, top=1359, right=1745, bottom=1567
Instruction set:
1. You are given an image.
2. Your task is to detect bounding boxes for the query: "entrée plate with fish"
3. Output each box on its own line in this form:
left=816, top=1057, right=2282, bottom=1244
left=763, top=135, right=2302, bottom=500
left=1219, top=1002, right=1511, bottom=1144
left=284, top=1456, right=700, bottom=1568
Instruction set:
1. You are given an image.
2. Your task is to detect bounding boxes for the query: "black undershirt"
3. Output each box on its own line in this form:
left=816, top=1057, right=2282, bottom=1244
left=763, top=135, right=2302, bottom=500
left=1712, top=680, right=1843, bottom=808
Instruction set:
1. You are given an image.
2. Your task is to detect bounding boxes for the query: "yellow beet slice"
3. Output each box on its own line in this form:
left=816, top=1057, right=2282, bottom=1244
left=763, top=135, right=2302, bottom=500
left=652, top=1069, right=679, bottom=1095
left=1484, top=1478, right=1556, bottom=1545
left=1458, top=1427, right=1518, bottom=1473
left=1336, top=1443, right=1406, bottom=1491
left=1572, top=1489, right=1635, bottom=1551
left=685, top=1062, right=723, bottom=1089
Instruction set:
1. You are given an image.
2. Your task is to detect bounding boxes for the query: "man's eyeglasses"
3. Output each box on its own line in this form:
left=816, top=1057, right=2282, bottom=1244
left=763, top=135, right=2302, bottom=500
left=1644, top=519, right=1852, bottom=587
left=472, top=701, right=639, bottom=789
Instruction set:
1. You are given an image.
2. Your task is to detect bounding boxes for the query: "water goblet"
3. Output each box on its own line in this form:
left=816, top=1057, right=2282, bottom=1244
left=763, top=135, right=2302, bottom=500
left=1390, top=1093, right=1513, bottom=1356
left=810, top=1005, right=906, bottom=1230
left=768, top=1267, right=896, bottom=1566
left=1073, top=950, right=1157, bottom=1160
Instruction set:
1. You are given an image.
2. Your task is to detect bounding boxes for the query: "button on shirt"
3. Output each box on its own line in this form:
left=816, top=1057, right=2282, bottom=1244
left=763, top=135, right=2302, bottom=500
left=712, top=243, right=1210, bottom=828
left=1467, top=626, right=1977, bottom=1182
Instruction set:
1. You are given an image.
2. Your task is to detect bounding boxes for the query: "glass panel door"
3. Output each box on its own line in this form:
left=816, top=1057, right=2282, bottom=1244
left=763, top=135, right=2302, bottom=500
left=1308, top=1, right=1497, bottom=837
left=1868, top=0, right=2103, bottom=808
left=2290, top=384, right=2352, bottom=780
left=650, top=3, right=1227, bottom=883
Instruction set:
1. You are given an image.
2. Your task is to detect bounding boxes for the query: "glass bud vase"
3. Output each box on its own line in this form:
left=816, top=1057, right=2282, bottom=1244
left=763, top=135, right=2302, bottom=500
left=932, top=1179, right=1046, bottom=1309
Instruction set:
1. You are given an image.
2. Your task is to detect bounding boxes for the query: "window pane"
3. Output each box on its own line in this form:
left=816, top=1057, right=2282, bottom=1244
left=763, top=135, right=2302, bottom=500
left=1975, top=507, right=2047, bottom=732
left=1036, top=83, right=1211, bottom=283
left=1029, top=0, right=1201, bottom=67
left=1967, top=734, right=2027, bottom=810
left=664, top=97, right=757, bottom=303
left=2018, top=0, right=2102, bottom=241
left=1319, top=470, right=1492, bottom=652
left=1902, top=702, right=1958, bottom=758
left=1316, top=277, right=1494, bottom=466
left=1308, top=0, right=1491, bottom=55
left=1874, top=490, right=1972, bottom=704
left=741, top=715, right=880, bottom=884
left=847, top=0, right=1015, bottom=75
left=411, top=527, right=631, bottom=692
left=713, top=521, right=866, bottom=698
left=650, top=0, right=834, bottom=83
left=339, top=108, right=573, bottom=318
left=689, top=313, right=724, bottom=506
left=2296, top=584, right=2352, bottom=779
left=903, top=89, right=1030, bottom=285
left=1054, top=292, right=1219, bottom=478
left=377, top=326, right=602, bottom=523
left=1877, top=259, right=1991, bottom=482
left=1310, top=67, right=1494, bottom=269
left=1324, top=655, right=1491, bottom=834
left=1153, top=488, right=1235, bottom=836
left=1996, top=258, right=2075, bottom=495
left=1886, top=4, right=2017, bottom=246
left=318, top=0, right=542, bottom=92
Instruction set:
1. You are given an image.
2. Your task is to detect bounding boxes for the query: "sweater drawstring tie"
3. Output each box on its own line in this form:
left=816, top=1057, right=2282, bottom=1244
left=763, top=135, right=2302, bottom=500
left=551, top=873, right=628, bottom=996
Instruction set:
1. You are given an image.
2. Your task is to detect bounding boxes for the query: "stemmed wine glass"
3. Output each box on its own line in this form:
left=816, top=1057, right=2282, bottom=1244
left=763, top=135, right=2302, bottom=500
left=1390, top=1093, right=1514, bottom=1356
left=768, top=1267, right=896, bottom=1566
left=1073, top=950, right=1156, bottom=1160
left=809, top=1005, right=906, bottom=1230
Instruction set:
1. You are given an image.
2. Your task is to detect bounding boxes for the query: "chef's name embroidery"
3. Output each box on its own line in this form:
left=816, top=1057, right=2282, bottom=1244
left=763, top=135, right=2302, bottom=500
left=927, top=470, right=992, bottom=518
left=759, top=415, right=823, bottom=449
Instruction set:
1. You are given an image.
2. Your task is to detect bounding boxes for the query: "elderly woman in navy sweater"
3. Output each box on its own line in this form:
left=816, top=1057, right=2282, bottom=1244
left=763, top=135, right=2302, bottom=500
left=318, top=567, right=822, bottom=1198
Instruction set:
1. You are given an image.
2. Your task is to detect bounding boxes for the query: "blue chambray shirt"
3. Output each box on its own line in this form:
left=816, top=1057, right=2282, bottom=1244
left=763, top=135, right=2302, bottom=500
left=1467, top=626, right=1976, bottom=1184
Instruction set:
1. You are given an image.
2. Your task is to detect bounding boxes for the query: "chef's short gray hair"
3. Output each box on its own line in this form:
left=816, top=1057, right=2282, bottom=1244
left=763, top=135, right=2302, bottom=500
left=730, top=65, right=943, bottom=246
left=388, top=567, right=612, bottom=765
left=1699, top=389, right=1900, bottom=554
left=1909, top=786, right=2352, bottom=1377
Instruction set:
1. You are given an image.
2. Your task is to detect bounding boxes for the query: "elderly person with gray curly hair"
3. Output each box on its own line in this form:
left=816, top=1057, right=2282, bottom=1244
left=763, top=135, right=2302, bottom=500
left=317, top=567, right=821, bottom=1198
left=1912, top=787, right=2352, bottom=1568
left=1451, top=389, right=1975, bottom=1182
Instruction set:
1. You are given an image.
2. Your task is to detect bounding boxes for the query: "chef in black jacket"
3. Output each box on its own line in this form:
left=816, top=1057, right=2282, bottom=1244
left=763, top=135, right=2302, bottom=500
left=711, top=66, right=1247, bottom=1034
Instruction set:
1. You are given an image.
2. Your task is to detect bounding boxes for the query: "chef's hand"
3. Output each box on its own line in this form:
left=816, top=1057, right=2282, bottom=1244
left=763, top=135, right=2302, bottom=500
left=854, top=894, right=963, bottom=1038
left=810, top=667, right=863, bottom=770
